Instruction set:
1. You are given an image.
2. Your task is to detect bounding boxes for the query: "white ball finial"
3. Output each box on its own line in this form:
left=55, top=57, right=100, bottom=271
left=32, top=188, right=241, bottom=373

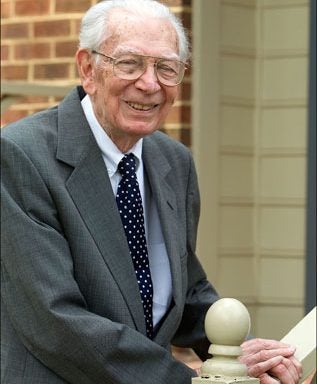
left=205, top=298, right=251, bottom=346
left=200, top=298, right=253, bottom=378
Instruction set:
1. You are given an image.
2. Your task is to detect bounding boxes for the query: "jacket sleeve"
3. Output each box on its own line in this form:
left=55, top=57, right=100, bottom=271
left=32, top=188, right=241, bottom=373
left=1, top=134, right=197, bottom=384
left=172, top=151, right=220, bottom=361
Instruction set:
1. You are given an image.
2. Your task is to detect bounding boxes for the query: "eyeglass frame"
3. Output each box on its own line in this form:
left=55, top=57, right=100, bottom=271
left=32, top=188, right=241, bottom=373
left=91, top=50, right=187, bottom=86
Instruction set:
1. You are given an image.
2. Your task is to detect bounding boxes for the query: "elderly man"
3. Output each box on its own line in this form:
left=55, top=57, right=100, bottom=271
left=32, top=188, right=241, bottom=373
left=1, top=1, right=301, bottom=383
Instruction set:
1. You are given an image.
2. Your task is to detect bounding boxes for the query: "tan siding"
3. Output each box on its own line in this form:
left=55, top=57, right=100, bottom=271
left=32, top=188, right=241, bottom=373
left=193, top=0, right=309, bottom=340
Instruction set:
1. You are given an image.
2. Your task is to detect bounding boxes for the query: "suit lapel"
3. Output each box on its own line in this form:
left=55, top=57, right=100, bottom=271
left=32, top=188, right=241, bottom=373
left=143, top=136, right=184, bottom=343
left=56, top=88, right=147, bottom=334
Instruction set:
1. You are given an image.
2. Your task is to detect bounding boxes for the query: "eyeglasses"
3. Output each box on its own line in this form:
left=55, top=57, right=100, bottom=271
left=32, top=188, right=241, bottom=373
left=92, top=50, right=186, bottom=86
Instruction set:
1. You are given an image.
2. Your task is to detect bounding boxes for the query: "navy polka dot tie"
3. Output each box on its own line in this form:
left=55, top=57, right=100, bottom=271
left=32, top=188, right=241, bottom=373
left=116, top=154, right=154, bottom=338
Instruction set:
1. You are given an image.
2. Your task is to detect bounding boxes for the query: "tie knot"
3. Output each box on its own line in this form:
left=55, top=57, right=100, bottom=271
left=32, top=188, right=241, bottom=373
left=117, top=153, right=136, bottom=176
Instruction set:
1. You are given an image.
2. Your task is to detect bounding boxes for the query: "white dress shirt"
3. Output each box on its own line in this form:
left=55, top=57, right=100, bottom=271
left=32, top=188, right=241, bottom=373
left=81, top=95, right=172, bottom=327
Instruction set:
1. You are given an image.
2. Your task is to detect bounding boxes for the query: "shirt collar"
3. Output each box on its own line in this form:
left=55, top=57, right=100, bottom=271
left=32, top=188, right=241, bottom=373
left=81, top=94, right=143, bottom=176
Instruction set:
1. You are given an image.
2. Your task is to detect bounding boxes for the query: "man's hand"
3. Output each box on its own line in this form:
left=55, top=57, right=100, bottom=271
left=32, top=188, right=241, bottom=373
left=240, top=338, right=302, bottom=384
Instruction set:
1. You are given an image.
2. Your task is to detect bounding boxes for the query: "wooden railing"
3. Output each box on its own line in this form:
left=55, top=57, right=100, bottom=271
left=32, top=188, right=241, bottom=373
left=1, top=80, right=75, bottom=112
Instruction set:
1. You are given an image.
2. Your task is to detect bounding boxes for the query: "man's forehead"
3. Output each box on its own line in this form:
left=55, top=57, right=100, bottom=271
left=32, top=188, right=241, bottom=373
left=103, top=9, right=178, bottom=52
left=110, top=47, right=180, bottom=61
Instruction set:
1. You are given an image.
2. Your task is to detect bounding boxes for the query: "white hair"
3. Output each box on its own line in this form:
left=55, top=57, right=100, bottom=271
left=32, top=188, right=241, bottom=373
left=79, top=0, right=190, bottom=62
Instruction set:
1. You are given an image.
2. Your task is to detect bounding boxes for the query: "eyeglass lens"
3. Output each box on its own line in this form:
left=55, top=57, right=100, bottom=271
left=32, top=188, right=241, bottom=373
left=113, top=54, right=184, bottom=85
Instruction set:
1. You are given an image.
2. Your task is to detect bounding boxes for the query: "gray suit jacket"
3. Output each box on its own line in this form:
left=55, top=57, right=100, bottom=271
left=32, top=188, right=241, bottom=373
left=1, top=87, right=219, bottom=384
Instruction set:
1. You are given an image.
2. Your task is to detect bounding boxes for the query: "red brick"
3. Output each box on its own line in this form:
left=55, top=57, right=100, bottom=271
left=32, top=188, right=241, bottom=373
left=161, top=126, right=191, bottom=147
left=19, top=96, right=50, bottom=104
left=74, top=19, right=81, bottom=35
left=15, top=1, right=49, bottom=16
left=1, top=1, right=11, bottom=18
left=1, top=109, right=29, bottom=126
left=180, top=127, right=191, bottom=147
left=1, top=44, right=10, bottom=61
left=2, top=0, right=193, bottom=141
left=166, top=105, right=191, bottom=124
left=31, top=107, right=52, bottom=114
left=73, top=60, right=80, bottom=76
left=14, top=43, right=51, bottom=60
left=179, top=82, right=191, bottom=101
left=34, top=63, right=70, bottom=79
left=178, top=11, right=191, bottom=30
left=2, top=65, right=28, bottom=80
left=181, top=105, right=191, bottom=123
left=160, top=0, right=185, bottom=6
left=53, top=96, right=64, bottom=103
left=161, top=0, right=191, bottom=7
left=34, top=20, right=70, bottom=37
left=1, top=23, right=29, bottom=39
left=55, top=0, right=91, bottom=13
left=165, top=105, right=191, bottom=124
left=161, top=127, right=181, bottom=142
left=55, top=41, right=78, bottom=58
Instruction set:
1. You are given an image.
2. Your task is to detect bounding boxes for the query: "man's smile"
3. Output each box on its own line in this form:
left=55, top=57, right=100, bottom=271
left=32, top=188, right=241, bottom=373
left=126, top=101, right=159, bottom=111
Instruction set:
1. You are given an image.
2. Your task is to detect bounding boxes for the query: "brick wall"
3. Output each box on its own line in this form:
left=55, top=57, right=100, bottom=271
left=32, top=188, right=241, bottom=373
left=1, top=0, right=192, bottom=146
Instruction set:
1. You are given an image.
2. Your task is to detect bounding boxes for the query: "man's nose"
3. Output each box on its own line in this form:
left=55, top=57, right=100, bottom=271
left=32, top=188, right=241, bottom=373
left=134, top=64, right=161, bottom=92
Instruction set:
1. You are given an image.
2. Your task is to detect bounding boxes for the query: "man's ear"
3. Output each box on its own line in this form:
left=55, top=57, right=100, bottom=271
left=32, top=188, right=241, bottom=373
left=76, top=49, right=97, bottom=95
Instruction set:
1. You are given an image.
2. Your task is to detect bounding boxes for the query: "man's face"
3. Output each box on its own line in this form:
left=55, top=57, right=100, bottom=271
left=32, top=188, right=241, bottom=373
left=85, top=15, right=180, bottom=149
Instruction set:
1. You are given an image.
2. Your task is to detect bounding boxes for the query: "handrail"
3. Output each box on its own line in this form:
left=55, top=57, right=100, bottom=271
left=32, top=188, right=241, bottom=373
left=1, top=80, right=76, bottom=111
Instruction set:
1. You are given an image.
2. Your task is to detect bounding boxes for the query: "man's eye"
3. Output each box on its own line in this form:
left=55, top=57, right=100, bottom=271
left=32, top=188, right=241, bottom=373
left=158, top=63, right=178, bottom=76
left=116, top=55, right=142, bottom=66
left=160, top=65, right=176, bottom=73
left=117, top=60, right=138, bottom=66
